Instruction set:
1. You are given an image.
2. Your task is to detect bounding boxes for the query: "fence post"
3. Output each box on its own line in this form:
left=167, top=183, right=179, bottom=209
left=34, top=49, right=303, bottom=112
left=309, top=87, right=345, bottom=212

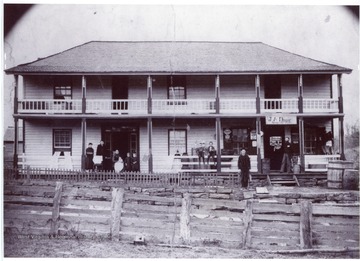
left=242, top=199, right=253, bottom=249
left=111, top=187, right=124, bottom=241
left=300, top=200, right=313, bottom=249
left=50, top=181, right=63, bottom=236
left=179, top=193, right=192, bottom=244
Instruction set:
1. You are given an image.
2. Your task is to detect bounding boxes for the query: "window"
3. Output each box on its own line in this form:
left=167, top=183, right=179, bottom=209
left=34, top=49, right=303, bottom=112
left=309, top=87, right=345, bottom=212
left=168, top=129, right=187, bottom=155
left=54, top=77, right=72, bottom=100
left=223, top=127, right=256, bottom=155
left=167, top=76, right=186, bottom=100
left=53, top=129, right=72, bottom=154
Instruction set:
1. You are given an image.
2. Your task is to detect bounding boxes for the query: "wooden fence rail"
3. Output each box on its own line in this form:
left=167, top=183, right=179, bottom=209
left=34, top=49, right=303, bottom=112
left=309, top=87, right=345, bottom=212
left=3, top=181, right=359, bottom=250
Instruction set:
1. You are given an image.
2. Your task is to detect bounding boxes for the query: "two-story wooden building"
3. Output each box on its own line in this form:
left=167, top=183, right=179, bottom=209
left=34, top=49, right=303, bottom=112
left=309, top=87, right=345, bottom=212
left=5, top=41, right=351, bottom=173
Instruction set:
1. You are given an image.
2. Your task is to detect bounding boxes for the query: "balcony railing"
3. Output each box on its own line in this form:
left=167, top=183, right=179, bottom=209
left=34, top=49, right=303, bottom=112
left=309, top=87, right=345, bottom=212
left=152, top=99, right=215, bottom=114
left=17, top=98, right=339, bottom=115
left=303, top=99, right=339, bottom=113
left=86, top=99, right=148, bottom=114
left=18, top=99, right=82, bottom=113
left=220, top=99, right=256, bottom=113
left=261, top=98, right=299, bottom=113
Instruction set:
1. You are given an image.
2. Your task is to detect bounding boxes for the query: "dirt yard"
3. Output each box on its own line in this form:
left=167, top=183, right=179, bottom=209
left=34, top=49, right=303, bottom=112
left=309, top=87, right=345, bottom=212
left=4, top=236, right=359, bottom=258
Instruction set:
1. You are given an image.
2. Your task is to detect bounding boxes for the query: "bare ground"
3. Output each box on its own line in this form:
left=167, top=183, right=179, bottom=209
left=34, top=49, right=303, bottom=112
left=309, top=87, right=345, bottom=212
left=3, top=236, right=359, bottom=259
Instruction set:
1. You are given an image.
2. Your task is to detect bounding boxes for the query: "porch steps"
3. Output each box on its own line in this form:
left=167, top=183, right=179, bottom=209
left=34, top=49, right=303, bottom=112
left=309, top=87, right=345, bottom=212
left=266, top=174, right=300, bottom=187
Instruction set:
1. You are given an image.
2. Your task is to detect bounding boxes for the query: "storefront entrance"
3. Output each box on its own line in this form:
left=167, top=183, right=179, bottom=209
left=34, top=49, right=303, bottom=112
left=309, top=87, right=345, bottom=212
left=264, top=125, right=284, bottom=171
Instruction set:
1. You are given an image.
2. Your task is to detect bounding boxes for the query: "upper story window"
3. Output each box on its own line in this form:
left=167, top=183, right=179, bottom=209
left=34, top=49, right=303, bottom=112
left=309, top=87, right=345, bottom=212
left=53, top=129, right=72, bottom=154
left=168, top=76, right=186, bottom=100
left=54, top=77, right=72, bottom=100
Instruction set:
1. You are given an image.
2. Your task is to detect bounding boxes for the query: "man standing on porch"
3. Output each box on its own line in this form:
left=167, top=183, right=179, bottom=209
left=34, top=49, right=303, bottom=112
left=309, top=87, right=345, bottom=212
left=238, top=149, right=251, bottom=189
left=280, top=137, right=292, bottom=173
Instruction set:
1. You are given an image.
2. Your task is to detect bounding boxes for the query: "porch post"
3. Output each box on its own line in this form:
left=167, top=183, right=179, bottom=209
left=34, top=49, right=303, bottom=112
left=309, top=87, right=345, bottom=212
left=337, top=74, right=343, bottom=114
left=147, top=117, right=153, bottom=173
left=299, top=117, right=305, bottom=173
left=337, top=74, right=345, bottom=160
left=13, top=75, right=19, bottom=170
left=215, top=75, right=220, bottom=114
left=147, top=76, right=153, bottom=173
left=255, top=75, right=261, bottom=114
left=81, top=75, right=86, bottom=114
left=147, top=75, right=152, bottom=114
left=81, top=118, right=86, bottom=170
left=215, top=75, right=221, bottom=172
left=298, top=74, right=303, bottom=113
left=339, top=116, right=346, bottom=160
left=256, top=117, right=262, bottom=174
left=216, top=117, right=222, bottom=173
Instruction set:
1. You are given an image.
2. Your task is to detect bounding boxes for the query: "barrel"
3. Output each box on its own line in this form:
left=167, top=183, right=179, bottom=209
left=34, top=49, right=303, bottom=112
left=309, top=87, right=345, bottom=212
left=262, top=158, right=270, bottom=175
left=343, top=169, right=359, bottom=190
left=327, top=160, right=353, bottom=189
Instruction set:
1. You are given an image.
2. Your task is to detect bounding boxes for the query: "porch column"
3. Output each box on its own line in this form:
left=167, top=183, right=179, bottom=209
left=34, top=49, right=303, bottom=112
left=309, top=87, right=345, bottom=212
left=81, top=75, right=86, bottom=114
left=298, top=74, right=303, bottom=113
left=147, top=117, right=153, bottom=173
left=299, top=117, right=305, bottom=173
left=147, top=75, right=152, bottom=114
left=147, top=76, right=153, bottom=173
left=337, top=74, right=345, bottom=159
left=216, top=117, right=222, bottom=173
left=337, top=74, right=343, bottom=114
left=255, top=75, right=261, bottom=114
left=215, top=75, right=221, bottom=172
left=13, top=75, right=19, bottom=170
left=339, top=117, right=346, bottom=160
left=256, top=117, right=262, bottom=174
left=215, top=75, right=220, bottom=114
left=81, top=118, right=86, bottom=170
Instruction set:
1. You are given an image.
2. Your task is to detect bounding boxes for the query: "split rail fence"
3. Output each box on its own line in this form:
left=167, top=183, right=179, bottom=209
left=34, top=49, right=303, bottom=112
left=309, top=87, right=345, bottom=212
left=3, top=181, right=359, bottom=250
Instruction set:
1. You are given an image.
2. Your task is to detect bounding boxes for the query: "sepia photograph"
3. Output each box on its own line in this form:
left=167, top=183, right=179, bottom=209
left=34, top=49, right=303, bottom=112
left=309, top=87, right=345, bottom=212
left=2, top=0, right=359, bottom=259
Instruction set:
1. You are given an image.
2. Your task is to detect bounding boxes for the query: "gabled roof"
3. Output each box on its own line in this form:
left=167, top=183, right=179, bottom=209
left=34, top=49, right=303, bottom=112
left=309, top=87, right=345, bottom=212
left=5, top=41, right=352, bottom=74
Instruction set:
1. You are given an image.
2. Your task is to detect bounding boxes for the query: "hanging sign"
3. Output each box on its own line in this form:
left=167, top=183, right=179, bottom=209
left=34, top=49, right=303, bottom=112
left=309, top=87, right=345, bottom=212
left=266, top=114, right=297, bottom=125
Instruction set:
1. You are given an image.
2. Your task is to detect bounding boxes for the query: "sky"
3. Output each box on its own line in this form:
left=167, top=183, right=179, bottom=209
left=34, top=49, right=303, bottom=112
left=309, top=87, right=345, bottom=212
left=2, top=3, right=359, bottom=133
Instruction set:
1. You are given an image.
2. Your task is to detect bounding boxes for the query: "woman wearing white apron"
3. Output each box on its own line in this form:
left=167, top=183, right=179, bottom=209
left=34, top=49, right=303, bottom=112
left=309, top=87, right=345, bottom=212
left=112, top=150, right=124, bottom=173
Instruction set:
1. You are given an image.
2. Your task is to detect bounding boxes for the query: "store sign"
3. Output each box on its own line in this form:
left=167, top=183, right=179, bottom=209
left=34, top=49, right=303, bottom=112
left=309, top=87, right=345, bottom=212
left=266, top=115, right=297, bottom=125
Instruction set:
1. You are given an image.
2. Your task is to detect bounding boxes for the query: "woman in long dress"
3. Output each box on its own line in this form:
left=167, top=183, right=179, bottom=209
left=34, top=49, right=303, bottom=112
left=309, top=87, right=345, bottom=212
left=112, top=150, right=124, bottom=173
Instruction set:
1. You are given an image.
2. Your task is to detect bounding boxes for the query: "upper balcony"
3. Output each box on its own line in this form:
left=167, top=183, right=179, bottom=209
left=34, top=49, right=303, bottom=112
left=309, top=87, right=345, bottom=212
left=17, top=97, right=339, bottom=116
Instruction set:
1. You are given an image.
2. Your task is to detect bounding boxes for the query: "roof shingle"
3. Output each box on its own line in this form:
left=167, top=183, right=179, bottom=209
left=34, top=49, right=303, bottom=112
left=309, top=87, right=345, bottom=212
left=5, top=41, right=352, bottom=74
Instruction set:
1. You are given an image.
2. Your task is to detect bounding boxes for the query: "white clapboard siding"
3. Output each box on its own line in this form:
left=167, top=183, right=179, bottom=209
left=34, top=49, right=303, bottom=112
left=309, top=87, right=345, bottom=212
left=187, top=75, right=216, bottom=99
left=24, top=75, right=54, bottom=99
left=128, top=75, right=148, bottom=99
left=303, top=74, right=331, bottom=98
left=150, top=75, right=168, bottom=99
left=281, top=75, right=298, bottom=98
left=221, top=75, right=256, bottom=99
left=85, top=76, right=112, bottom=100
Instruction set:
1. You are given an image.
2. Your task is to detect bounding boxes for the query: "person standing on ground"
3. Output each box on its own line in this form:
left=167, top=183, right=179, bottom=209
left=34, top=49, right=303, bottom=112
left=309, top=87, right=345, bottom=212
left=124, top=152, right=133, bottom=172
left=132, top=152, right=139, bottom=172
left=96, top=140, right=105, bottom=160
left=238, top=149, right=251, bottom=188
left=85, top=143, right=94, bottom=171
left=280, top=137, right=292, bottom=173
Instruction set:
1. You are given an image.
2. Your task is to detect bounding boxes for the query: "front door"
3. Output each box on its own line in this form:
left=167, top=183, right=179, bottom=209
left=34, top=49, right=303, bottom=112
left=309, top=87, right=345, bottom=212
left=102, top=126, right=139, bottom=170
left=264, top=125, right=284, bottom=171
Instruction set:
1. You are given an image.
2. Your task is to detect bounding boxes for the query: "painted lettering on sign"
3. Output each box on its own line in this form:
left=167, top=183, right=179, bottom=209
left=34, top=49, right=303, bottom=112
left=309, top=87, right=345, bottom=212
left=266, top=115, right=297, bottom=125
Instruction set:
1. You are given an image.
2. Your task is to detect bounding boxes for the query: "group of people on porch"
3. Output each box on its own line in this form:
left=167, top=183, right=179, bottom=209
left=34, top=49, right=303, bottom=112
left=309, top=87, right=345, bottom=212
left=85, top=141, right=139, bottom=172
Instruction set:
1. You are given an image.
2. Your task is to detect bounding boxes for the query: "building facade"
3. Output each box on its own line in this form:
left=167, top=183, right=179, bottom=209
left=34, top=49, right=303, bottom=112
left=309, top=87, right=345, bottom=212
left=5, top=41, right=351, bottom=173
